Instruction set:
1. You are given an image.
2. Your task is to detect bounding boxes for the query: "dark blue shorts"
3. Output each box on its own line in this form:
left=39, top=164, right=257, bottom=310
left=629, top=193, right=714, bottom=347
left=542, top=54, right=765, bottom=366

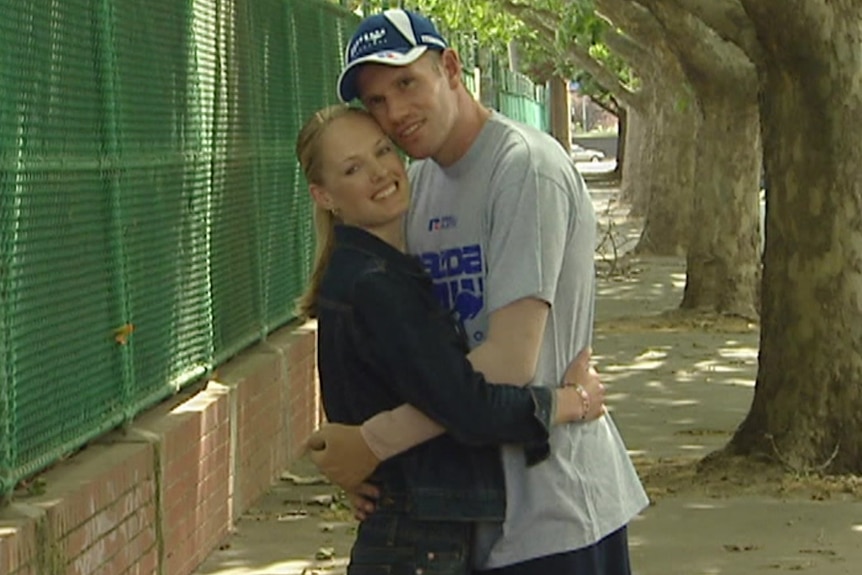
left=473, top=526, right=631, bottom=575
left=348, top=493, right=473, bottom=575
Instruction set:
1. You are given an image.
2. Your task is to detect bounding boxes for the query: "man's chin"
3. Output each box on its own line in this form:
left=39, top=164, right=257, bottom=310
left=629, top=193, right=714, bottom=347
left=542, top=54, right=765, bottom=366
left=399, top=143, right=433, bottom=160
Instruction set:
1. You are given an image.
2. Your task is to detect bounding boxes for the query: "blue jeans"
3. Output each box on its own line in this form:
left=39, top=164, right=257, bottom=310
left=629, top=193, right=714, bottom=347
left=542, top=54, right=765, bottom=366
left=473, top=526, right=631, bottom=575
left=349, top=493, right=473, bottom=575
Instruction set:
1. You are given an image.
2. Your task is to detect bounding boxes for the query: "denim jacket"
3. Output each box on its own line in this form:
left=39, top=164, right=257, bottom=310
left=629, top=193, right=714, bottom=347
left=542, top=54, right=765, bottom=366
left=315, top=225, right=554, bottom=521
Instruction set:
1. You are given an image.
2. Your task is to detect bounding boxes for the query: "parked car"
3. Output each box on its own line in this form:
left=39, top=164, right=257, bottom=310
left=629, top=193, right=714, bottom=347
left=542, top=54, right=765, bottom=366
left=570, top=143, right=606, bottom=163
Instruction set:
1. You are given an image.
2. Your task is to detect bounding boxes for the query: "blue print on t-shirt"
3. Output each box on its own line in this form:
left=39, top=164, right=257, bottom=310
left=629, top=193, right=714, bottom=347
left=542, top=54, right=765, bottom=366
left=419, top=244, right=485, bottom=327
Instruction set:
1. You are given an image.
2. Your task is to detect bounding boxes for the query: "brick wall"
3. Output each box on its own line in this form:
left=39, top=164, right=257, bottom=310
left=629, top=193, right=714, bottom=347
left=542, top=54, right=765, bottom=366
left=0, top=321, right=318, bottom=575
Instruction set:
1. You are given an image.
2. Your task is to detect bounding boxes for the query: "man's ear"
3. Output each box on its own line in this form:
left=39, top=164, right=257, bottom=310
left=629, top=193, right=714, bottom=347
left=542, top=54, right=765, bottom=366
left=440, top=48, right=463, bottom=88
left=309, top=183, right=334, bottom=212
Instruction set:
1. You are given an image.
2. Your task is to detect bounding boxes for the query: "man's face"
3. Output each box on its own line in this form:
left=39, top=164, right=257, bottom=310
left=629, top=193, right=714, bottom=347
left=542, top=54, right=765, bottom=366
left=355, top=51, right=458, bottom=161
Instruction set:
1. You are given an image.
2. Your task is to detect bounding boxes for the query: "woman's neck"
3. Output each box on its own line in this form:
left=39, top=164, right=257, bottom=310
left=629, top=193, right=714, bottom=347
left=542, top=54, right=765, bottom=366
left=365, top=218, right=406, bottom=252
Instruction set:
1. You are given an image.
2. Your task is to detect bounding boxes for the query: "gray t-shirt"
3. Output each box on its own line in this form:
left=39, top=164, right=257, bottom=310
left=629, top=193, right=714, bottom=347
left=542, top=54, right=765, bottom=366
left=406, top=111, right=649, bottom=569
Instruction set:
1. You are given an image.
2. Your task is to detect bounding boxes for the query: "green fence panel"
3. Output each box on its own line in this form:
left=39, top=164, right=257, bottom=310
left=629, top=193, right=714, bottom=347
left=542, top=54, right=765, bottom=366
left=108, top=0, right=214, bottom=405
left=249, top=0, right=302, bottom=332
left=209, top=0, right=265, bottom=363
left=0, top=0, right=126, bottom=488
left=495, top=66, right=548, bottom=133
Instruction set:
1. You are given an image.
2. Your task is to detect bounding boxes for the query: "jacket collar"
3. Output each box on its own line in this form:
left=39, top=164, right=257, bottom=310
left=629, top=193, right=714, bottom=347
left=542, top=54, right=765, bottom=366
left=334, top=225, right=427, bottom=277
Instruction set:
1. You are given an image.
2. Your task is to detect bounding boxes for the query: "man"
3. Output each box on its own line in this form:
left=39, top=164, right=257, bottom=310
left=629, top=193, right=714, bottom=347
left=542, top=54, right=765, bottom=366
left=307, top=9, right=648, bottom=574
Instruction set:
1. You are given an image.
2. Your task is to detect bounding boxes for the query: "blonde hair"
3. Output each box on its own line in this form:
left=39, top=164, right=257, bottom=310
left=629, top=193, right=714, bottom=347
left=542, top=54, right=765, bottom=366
left=295, top=105, right=371, bottom=319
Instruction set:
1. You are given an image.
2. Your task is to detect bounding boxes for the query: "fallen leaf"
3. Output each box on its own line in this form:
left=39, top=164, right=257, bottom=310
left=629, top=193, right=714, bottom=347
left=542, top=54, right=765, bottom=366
left=277, top=510, right=309, bottom=521
left=281, top=472, right=329, bottom=485
left=311, top=494, right=335, bottom=506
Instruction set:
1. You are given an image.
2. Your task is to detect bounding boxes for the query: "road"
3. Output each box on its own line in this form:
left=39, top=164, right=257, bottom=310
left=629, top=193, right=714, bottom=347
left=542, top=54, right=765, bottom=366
left=575, top=159, right=617, bottom=175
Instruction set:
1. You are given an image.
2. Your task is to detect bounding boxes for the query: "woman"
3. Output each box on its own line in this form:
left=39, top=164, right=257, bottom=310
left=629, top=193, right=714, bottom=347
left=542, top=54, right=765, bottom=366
left=295, top=104, right=603, bottom=575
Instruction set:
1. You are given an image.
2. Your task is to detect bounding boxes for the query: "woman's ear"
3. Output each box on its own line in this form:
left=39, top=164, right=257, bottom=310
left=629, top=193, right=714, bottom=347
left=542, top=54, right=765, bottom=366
left=309, top=183, right=334, bottom=212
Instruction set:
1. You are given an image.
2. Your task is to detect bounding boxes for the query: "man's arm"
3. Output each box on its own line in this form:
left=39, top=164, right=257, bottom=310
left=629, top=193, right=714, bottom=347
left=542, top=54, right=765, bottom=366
left=465, top=297, right=549, bottom=385
left=359, top=296, right=548, bottom=459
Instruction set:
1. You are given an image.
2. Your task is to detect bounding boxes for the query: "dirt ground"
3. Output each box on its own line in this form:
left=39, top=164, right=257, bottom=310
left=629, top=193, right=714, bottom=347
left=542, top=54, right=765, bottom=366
left=195, top=186, right=862, bottom=575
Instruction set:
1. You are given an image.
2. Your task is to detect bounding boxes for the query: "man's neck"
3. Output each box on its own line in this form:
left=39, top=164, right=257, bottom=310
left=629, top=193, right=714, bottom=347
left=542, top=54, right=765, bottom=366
left=433, top=94, right=491, bottom=168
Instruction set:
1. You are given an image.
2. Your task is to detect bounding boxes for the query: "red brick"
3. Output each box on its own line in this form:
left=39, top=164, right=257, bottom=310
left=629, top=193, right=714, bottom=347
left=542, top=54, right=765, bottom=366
left=65, top=488, right=155, bottom=575
left=58, top=485, right=156, bottom=557
left=0, top=514, right=37, bottom=574
left=126, top=545, right=158, bottom=575
left=164, top=536, right=197, bottom=575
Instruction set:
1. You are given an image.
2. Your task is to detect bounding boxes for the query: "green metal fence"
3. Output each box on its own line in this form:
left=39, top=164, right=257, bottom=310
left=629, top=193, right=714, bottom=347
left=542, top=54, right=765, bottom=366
left=0, top=0, right=548, bottom=497
left=494, top=65, right=550, bottom=133
left=0, top=0, right=358, bottom=496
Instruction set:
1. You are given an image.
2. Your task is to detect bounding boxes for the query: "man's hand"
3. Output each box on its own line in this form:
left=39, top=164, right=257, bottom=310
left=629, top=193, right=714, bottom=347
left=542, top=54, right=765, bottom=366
left=305, top=423, right=381, bottom=491
left=561, top=347, right=606, bottom=421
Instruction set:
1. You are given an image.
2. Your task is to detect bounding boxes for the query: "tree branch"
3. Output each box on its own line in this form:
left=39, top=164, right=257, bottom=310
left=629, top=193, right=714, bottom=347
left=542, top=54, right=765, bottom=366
left=496, top=0, right=642, bottom=110
left=594, top=0, right=667, bottom=51
left=666, top=0, right=762, bottom=66
left=634, top=0, right=755, bottom=87
left=602, top=28, right=647, bottom=74
left=592, top=0, right=688, bottom=100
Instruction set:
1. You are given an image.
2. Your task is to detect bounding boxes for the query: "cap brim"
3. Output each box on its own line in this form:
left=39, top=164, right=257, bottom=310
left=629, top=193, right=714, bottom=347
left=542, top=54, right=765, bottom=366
left=337, top=46, right=429, bottom=103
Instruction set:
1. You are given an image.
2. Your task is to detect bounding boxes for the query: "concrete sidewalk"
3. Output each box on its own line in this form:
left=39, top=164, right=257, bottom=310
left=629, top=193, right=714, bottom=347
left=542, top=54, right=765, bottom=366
left=194, top=459, right=862, bottom=575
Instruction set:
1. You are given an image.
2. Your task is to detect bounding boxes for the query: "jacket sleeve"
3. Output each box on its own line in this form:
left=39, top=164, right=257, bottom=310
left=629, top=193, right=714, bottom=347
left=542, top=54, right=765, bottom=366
left=350, top=270, right=554, bottom=448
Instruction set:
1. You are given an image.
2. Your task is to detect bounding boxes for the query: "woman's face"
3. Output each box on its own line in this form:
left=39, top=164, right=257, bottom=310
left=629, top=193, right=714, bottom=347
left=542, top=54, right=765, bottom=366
left=312, top=112, right=410, bottom=235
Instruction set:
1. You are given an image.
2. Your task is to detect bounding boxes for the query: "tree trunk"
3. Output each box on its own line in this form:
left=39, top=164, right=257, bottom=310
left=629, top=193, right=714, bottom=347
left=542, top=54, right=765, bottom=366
left=680, top=92, right=761, bottom=318
left=727, top=1, right=862, bottom=473
left=620, top=106, right=648, bottom=215
left=629, top=0, right=762, bottom=313
left=632, top=81, right=698, bottom=256
left=549, top=75, right=571, bottom=150
left=594, top=0, right=696, bottom=241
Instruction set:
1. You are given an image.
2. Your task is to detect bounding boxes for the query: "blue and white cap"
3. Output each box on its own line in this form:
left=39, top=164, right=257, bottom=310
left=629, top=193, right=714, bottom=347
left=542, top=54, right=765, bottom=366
left=337, top=9, right=449, bottom=103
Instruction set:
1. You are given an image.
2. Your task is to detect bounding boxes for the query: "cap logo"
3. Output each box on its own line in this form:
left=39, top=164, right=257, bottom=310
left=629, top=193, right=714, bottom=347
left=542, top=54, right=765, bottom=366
left=375, top=51, right=407, bottom=60
left=349, top=28, right=388, bottom=59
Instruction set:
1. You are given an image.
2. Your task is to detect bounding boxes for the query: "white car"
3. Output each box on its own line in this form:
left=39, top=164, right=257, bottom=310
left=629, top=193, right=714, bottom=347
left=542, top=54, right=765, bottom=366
left=570, top=143, right=606, bottom=163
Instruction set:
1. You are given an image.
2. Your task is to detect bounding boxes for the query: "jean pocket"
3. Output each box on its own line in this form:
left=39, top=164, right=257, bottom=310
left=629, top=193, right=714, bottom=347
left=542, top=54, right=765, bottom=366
left=348, top=565, right=392, bottom=575
left=419, top=549, right=469, bottom=575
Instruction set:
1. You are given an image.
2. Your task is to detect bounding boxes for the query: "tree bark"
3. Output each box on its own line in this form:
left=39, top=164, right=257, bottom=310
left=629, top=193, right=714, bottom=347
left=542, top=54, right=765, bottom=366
left=726, top=0, right=862, bottom=473
left=620, top=106, right=648, bottom=215
left=631, top=77, right=697, bottom=256
left=681, top=91, right=761, bottom=318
